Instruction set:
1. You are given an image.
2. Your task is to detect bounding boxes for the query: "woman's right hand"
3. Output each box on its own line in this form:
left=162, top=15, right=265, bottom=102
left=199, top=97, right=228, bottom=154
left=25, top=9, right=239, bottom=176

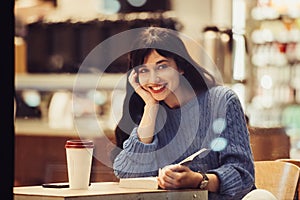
left=128, top=69, right=157, bottom=105
left=128, top=69, right=159, bottom=143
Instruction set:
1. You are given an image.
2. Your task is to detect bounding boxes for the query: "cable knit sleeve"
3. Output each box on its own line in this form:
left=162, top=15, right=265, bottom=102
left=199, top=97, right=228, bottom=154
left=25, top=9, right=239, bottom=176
left=113, top=127, right=159, bottom=178
left=207, top=87, right=255, bottom=199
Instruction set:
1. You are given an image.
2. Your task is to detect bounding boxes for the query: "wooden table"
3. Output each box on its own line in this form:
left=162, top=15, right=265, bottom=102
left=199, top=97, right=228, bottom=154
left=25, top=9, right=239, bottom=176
left=14, top=182, right=208, bottom=200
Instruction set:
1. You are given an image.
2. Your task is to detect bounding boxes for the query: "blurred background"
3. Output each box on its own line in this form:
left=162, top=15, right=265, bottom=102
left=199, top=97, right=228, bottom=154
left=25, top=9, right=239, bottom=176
left=14, top=0, right=300, bottom=186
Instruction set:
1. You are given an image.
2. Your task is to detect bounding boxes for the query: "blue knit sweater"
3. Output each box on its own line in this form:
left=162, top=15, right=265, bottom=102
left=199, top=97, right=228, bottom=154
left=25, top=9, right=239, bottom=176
left=113, top=86, right=255, bottom=199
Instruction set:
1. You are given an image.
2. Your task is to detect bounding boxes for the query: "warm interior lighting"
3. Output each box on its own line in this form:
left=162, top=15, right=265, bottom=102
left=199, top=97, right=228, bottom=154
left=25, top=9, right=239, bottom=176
left=260, top=75, right=273, bottom=89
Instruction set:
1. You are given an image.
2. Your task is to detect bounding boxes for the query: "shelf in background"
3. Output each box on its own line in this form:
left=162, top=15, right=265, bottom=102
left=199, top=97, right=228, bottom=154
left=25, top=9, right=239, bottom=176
left=15, top=73, right=126, bottom=91
left=15, top=118, right=115, bottom=138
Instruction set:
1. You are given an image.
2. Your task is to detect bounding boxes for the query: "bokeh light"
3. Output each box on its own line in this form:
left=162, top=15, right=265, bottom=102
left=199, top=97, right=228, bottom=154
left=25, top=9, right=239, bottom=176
left=22, top=90, right=41, bottom=107
left=127, top=0, right=147, bottom=7
left=210, top=137, right=228, bottom=152
left=100, top=0, right=121, bottom=14
left=260, top=75, right=273, bottom=89
left=212, top=118, right=227, bottom=134
left=87, top=90, right=107, bottom=105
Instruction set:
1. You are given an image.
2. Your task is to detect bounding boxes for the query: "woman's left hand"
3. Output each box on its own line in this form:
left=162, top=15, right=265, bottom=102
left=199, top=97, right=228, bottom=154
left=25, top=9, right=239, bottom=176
left=157, top=164, right=201, bottom=189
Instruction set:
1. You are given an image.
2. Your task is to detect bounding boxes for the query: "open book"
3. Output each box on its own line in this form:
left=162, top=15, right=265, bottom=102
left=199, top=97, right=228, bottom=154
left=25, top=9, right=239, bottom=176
left=118, top=148, right=208, bottom=189
left=119, top=176, right=159, bottom=189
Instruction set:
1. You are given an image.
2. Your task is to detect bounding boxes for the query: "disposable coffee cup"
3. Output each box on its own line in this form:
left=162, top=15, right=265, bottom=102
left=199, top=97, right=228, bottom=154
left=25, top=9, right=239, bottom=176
left=65, top=139, right=94, bottom=189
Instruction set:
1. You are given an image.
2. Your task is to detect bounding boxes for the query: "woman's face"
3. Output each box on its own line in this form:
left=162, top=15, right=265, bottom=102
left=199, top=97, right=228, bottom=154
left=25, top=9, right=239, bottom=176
left=137, top=50, right=184, bottom=102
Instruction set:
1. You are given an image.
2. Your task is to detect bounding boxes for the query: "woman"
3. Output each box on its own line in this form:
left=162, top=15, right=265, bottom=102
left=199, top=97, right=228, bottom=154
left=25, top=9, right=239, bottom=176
left=112, top=27, right=255, bottom=199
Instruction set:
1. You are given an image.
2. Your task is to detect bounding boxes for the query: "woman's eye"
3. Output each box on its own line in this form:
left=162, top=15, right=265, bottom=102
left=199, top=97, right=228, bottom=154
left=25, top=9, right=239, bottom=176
left=139, top=68, right=148, bottom=73
left=157, top=64, right=168, bottom=70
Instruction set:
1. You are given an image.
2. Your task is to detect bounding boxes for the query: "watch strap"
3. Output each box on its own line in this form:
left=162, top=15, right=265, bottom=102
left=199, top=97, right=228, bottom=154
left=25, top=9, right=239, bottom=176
left=197, top=171, right=209, bottom=189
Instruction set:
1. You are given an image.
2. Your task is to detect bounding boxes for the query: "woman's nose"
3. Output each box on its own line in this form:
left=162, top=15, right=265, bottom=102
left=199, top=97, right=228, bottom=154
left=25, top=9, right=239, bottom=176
left=149, top=71, right=160, bottom=83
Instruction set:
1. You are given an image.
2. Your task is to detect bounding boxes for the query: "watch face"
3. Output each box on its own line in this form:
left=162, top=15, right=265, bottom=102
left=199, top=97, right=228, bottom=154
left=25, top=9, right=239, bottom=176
left=200, top=180, right=208, bottom=189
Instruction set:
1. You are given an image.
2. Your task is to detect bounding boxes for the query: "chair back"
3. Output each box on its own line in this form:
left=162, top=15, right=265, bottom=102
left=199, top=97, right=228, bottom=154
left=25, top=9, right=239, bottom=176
left=276, top=159, right=300, bottom=200
left=254, top=161, right=300, bottom=200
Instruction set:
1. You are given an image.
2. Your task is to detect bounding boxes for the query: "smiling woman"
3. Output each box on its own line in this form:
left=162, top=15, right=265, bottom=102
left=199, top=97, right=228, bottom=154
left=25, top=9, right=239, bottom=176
left=111, top=27, right=256, bottom=200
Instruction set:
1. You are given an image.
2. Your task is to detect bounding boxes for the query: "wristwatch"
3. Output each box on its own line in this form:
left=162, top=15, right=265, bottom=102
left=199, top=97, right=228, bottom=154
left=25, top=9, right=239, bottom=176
left=198, top=171, right=209, bottom=189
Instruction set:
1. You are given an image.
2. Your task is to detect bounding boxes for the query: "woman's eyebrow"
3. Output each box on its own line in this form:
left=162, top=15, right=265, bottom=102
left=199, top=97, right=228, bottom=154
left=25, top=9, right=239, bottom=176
left=142, top=59, right=169, bottom=67
left=139, top=64, right=147, bottom=68
left=156, top=59, right=169, bottom=65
